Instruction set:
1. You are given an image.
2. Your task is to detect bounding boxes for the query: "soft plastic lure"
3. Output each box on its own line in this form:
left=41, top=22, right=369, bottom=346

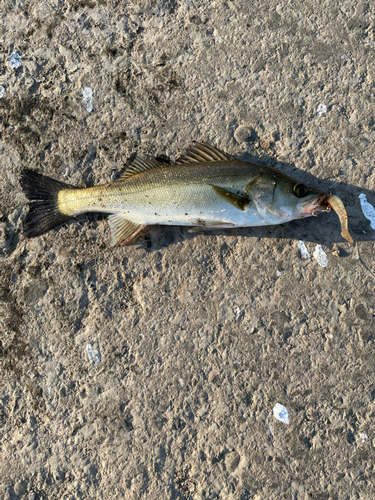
left=325, top=195, right=353, bottom=244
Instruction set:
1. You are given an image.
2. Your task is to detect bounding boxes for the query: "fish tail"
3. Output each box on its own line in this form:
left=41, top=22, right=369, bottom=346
left=20, top=169, right=76, bottom=237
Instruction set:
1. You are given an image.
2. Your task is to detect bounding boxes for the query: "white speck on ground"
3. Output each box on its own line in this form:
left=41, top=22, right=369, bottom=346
left=316, top=104, right=327, bottom=117
left=313, top=245, right=328, bottom=267
left=9, top=52, right=21, bottom=69
left=179, top=378, right=185, bottom=387
left=0, top=86, right=4, bottom=98
left=359, top=432, right=368, bottom=442
left=86, top=344, right=101, bottom=365
left=273, top=404, right=289, bottom=424
left=359, top=193, right=375, bottom=229
left=233, top=306, right=243, bottom=320
left=63, top=167, right=70, bottom=177
left=327, top=334, right=334, bottom=339
left=269, top=425, right=273, bottom=436
left=298, top=240, right=310, bottom=259
left=81, top=87, right=93, bottom=112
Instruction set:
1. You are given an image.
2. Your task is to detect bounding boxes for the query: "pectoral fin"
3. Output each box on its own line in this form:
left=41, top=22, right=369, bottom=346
left=210, top=185, right=250, bottom=210
left=108, top=214, right=145, bottom=246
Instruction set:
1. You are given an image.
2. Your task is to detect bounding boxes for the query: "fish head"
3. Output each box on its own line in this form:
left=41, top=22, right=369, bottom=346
left=246, top=173, right=330, bottom=223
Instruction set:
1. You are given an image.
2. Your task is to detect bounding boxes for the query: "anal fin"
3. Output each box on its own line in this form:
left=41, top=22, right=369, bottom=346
left=210, top=185, right=250, bottom=211
left=108, top=214, right=145, bottom=246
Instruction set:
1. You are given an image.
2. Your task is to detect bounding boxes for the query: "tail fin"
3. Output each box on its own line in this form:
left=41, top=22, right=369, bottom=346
left=20, top=169, right=76, bottom=238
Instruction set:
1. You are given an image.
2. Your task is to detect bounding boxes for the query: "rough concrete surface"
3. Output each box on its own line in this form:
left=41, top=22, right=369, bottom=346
left=1, top=1, right=375, bottom=499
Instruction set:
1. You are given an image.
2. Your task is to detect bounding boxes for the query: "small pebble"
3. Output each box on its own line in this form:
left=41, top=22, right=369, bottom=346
left=313, top=245, right=328, bottom=268
left=9, top=52, right=21, bottom=69
left=273, top=403, right=289, bottom=424
left=81, top=87, right=93, bottom=113
left=86, top=344, right=101, bottom=365
left=316, top=104, right=327, bottom=117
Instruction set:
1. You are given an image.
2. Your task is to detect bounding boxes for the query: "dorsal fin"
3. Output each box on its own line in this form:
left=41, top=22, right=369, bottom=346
left=119, top=154, right=166, bottom=180
left=176, top=142, right=233, bottom=164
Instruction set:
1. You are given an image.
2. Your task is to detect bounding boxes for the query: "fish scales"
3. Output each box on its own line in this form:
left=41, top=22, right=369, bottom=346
left=59, top=161, right=267, bottom=226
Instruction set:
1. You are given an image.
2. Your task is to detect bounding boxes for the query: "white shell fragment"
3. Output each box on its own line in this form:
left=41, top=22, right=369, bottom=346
left=9, top=52, right=22, bottom=69
left=359, top=194, right=375, bottom=229
left=0, top=86, right=4, bottom=98
left=359, top=432, right=368, bottom=443
left=273, top=403, right=289, bottom=424
left=316, top=104, right=327, bottom=117
left=298, top=240, right=310, bottom=259
left=86, top=344, right=101, bottom=365
left=313, top=245, right=328, bottom=267
left=234, top=306, right=243, bottom=320
left=81, top=87, right=93, bottom=113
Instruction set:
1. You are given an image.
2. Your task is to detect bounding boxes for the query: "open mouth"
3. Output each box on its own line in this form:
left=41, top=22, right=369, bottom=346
left=301, top=194, right=331, bottom=216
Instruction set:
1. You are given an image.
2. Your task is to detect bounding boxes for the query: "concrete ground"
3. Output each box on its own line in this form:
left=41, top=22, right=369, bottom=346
left=0, top=1, right=375, bottom=499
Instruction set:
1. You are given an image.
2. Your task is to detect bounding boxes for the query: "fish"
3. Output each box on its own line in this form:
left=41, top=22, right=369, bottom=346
left=19, top=142, right=353, bottom=245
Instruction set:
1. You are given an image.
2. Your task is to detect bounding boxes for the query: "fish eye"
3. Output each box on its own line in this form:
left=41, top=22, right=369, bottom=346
left=293, top=183, right=309, bottom=198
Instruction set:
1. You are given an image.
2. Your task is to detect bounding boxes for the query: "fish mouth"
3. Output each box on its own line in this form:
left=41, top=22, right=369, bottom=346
left=301, top=194, right=331, bottom=216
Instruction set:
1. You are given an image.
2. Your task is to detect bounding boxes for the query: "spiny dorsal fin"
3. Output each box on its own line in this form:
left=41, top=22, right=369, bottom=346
left=119, top=154, right=166, bottom=180
left=176, top=142, right=233, bottom=164
left=108, top=214, right=145, bottom=246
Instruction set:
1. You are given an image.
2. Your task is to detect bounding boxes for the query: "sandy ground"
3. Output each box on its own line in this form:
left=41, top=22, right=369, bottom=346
left=1, top=1, right=375, bottom=499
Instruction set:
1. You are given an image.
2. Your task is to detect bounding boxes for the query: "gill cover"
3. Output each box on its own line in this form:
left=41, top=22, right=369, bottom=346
left=245, top=175, right=278, bottom=221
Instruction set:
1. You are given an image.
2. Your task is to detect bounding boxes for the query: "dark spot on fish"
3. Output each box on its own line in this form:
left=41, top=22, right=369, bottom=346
left=196, top=218, right=207, bottom=226
left=185, top=213, right=188, bottom=216
left=154, top=213, right=157, bottom=215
